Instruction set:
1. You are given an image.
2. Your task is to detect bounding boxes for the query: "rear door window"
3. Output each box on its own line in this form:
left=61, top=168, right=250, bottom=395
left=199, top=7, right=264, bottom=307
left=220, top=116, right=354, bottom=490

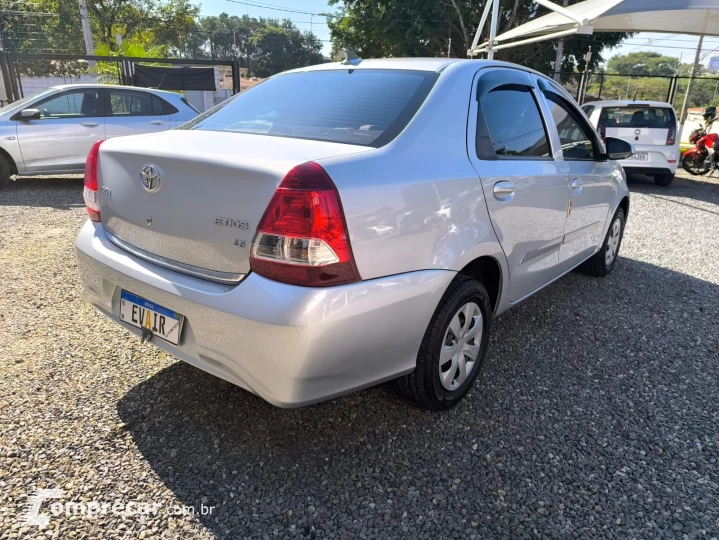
left=478, top=86, right=551, bottom=158
left=108, top=90, right=167, bottom=117
left=183, top=69, right=438, bottom=147
left=599, top=106, right=675, bottom=128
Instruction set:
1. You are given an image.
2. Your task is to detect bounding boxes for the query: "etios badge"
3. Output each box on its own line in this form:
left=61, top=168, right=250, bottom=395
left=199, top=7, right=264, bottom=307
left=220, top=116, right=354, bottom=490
left=140, top=164, right=161, bottom=192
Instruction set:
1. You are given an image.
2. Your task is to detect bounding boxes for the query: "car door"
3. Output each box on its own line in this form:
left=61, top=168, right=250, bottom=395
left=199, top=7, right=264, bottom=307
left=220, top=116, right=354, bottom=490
left=535, top=79, right=614, bottom=270
left=15, top=88, right=105, bottom=172
left=104, top=89, right=172, bottom=138
left=467, top=67, right=570, bottom=302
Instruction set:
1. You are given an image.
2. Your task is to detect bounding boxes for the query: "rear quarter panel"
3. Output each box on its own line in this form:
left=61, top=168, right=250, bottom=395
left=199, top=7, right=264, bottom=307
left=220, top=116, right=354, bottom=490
left=317, top=63, right=508, bottom=298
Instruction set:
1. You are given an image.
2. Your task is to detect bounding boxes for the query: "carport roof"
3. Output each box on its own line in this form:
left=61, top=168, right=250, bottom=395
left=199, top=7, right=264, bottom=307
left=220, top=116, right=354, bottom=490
left=474, top=0, right=719, bottom=52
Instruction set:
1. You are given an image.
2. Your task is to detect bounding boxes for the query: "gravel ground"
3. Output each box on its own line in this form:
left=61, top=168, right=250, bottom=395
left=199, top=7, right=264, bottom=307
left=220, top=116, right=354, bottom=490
left=1, top=171, right=718, bottom=539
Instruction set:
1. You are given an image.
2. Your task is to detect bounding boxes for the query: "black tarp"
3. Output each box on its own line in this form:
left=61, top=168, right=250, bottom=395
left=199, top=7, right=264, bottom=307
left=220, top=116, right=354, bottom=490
left=131, top=65, right=216, bottom=91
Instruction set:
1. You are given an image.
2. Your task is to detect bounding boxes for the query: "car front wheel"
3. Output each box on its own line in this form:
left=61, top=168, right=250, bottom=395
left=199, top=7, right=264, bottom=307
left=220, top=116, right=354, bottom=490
left=397, top=276, right=492, bottom=410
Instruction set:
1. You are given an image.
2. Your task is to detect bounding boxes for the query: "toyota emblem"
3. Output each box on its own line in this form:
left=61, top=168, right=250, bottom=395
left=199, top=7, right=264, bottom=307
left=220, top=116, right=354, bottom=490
left=140, top=164, right=161, bottom=192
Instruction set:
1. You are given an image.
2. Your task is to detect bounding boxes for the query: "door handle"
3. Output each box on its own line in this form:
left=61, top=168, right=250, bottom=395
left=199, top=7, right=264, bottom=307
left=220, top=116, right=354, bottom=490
left=493, top=180, right=515, bottom=202
left=81, top=122, right=99, bottom=127
left=571, top=178, right=583, bottom=194
left=149, top=120, right=164, bottom=125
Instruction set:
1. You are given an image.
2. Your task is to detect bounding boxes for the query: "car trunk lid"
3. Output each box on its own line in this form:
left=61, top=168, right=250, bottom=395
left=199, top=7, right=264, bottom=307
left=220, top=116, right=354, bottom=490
left=98, top=130, right=371, bottom=280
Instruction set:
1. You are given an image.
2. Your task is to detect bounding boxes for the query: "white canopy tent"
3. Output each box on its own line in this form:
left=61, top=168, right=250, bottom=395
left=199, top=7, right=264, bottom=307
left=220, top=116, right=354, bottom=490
left=470, top=0, right=719, bottom=56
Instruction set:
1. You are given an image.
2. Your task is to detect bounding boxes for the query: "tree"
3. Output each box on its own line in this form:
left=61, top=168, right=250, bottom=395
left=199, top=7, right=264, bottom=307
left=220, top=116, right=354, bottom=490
left=607, top=52, right=679, bottom=76
left=87, top=0, right=199, bottom=51
left=179, top=15, right=324, bottom=77
left=327, top=0, right=627, bottom=77
left=0, top=0, right=84, bottom=55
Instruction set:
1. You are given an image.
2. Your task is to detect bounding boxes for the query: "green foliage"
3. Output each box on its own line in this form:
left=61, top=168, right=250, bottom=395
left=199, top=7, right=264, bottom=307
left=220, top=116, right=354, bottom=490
left=94, top=40, right=166, bottom=81
left=87, top=0, right=199, bottom=50
left=327, top=0, right=627, bottom=77
left=606, top=51, right=680, bottom=76
left=180, top=15, right=324, bottom=77
left=585, top=52, right=719, bottom=113
left=1, top=0, right=85, bottom=55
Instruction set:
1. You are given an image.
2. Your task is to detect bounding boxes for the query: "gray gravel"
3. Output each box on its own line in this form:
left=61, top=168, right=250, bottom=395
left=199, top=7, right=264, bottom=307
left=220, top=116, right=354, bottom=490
left=1, top=171, right=718, bottom=539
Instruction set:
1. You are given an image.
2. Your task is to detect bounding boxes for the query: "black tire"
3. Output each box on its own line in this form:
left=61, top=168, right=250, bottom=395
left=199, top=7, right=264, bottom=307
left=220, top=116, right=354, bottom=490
left=579, top=208, right=625, bottom=277
left=397, top=276, right=492, bottom=411
left=0, top=155, right=11, bottom=190
left=654, top=173, right=674, bottom=187
left=681, top=153, right=710, bottom=176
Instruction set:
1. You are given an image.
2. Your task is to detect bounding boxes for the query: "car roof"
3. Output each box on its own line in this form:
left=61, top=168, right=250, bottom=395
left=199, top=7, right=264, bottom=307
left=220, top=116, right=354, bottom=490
left=586, top=100, right=674, bottom=108
left=284, top=57, right=487, bottom=74
left=49, top=83, right=179, bottom=96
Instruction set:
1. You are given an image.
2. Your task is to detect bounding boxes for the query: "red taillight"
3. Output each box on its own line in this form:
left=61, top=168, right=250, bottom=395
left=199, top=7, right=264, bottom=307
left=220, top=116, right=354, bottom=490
left=250, top=162, right=360, bottom=287
left=666, top=125, right=676, bottom=146
left=83, top=140, right=104, bottom=222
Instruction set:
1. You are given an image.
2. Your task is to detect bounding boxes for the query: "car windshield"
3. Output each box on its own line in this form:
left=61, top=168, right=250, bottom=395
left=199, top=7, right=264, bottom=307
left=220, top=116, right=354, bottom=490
left=182, top=69, right=439, bottom=147
left=599, top=106, right=675, bottom=129
left=0, top=89, right=55, bottom=115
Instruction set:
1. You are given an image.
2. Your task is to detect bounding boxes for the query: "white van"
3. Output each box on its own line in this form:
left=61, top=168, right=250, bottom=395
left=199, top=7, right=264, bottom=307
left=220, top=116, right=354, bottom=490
left=582, top=100, right=679, bottom=186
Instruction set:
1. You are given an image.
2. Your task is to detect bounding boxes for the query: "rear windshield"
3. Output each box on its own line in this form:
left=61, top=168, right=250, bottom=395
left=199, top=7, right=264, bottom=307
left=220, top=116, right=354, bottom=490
left=599, top=106, right=676, bottom=129
left=182, top=69, right=438, bottom=147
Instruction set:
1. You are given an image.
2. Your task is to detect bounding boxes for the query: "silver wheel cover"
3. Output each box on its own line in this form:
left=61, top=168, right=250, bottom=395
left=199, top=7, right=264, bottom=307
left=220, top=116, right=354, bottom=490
left=439, top=302, right=483, bottom=391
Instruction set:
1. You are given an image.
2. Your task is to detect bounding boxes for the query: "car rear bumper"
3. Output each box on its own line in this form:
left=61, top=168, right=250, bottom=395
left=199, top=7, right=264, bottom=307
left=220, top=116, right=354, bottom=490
left=75, top=220, right=454, bottom=407
left=618, top=146, right=678, bottom=175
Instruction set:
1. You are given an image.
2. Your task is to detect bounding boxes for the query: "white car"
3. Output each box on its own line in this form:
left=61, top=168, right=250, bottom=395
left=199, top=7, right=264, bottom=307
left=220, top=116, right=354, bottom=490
left=582, top=100, right=679, bottom=186
left=75, top=58, right=632, bottom=410
left=0, top=84, right=198, bottom=189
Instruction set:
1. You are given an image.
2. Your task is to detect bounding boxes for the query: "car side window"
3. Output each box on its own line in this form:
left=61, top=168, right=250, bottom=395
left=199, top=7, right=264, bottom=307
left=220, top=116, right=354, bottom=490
left=108, top=91, right=167, bottom=117
left=478, top=86, right=550, bottom=159
left=581, top=104, right=594, bottom=118
left=543, top=92, right=598, bottom=161
left=33, top=91, right=101, bottom=119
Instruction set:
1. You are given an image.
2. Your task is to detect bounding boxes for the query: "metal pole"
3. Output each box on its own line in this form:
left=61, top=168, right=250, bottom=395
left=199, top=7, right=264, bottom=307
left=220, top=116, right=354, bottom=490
left=79, top=0, right=96, bottom=70
left=487, top=0, right=500, bottom=60
left=679, top=34, right=704, bottom=128
left=552, top=0, right=570, bottom=82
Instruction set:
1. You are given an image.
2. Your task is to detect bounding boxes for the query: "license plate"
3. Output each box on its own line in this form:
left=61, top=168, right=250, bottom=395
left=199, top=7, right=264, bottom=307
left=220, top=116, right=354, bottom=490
left=120, top=291, right=184, bottom=345
left=631, top=152, right=648, bottom=161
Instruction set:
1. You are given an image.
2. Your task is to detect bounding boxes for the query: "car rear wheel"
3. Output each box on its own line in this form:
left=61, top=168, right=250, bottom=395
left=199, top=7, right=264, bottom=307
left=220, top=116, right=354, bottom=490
left=654, top=173, right=674, bottom=187
left=397, top=276, right=492, bottom=410
left=0, top=155, right=11, bottom=190
left=579, top=208, right=625, bottom=277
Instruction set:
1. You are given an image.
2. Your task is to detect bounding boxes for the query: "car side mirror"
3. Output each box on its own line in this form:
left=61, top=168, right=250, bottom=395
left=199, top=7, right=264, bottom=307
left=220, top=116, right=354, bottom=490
left=19, top=108, right=41, bottom=120
left=605, top=137, right=634, bottom=160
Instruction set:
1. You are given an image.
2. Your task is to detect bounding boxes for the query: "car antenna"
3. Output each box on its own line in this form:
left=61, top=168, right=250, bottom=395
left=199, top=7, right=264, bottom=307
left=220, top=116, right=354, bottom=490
left=339, top=48, right=362, bottom=66
left=633, top=88, right=639, bottom=101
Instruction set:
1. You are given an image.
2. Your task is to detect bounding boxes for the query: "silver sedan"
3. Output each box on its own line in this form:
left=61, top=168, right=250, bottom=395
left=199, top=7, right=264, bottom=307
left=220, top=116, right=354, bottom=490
left=0, top=84, right=198, bottom=188
left=75, top=58, right=632, bottom=410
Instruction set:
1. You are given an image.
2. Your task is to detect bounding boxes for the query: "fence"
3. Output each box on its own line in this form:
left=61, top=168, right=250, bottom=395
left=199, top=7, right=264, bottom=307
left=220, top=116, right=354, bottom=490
left=0, top=53, right=241, bottom=112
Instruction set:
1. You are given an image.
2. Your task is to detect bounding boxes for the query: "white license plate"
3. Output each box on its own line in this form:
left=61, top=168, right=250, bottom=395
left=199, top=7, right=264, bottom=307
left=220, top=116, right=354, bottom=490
left=120, top=291, right=184, bottom=345
left=631, top=152, right=648, bottom=161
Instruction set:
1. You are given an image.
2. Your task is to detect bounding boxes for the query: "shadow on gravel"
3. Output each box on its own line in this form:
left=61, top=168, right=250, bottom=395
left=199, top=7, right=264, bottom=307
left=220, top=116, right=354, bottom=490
left=117, top=258, right=719, bottom=538
left=0, top=176, right=84, bottom=209
left=628, top=172, right=719, bottom=213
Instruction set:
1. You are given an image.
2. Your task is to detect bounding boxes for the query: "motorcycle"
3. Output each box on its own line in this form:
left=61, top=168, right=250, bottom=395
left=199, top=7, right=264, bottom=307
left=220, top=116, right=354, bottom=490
left=681, top=124, right=719, bottom=176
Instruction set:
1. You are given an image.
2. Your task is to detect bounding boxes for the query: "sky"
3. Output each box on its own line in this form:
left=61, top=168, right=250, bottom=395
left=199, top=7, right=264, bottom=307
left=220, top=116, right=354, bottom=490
left=198, top=0, right=719, bottom=68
